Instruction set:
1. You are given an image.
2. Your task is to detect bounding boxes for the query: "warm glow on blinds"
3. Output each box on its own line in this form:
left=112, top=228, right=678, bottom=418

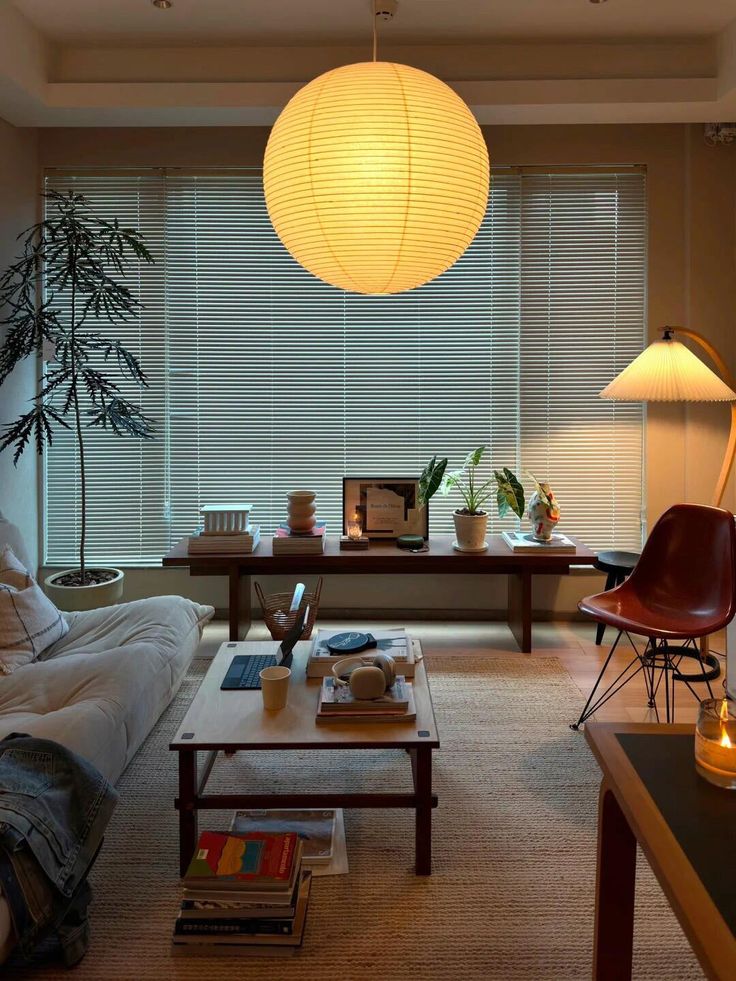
left=263, top=62, right=490, bottom=295
left=43, top=169, right=646, bottom=567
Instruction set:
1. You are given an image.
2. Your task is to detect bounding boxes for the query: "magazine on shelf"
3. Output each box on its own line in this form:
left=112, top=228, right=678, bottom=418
left=502, top=531, right=575, bottom=553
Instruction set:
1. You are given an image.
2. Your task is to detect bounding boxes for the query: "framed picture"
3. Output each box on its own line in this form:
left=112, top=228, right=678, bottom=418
left=342, top=477, right=429, bottom=540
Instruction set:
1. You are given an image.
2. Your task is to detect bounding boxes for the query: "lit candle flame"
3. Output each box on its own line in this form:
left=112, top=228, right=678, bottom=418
left=719, top=698, right=732, bottom=749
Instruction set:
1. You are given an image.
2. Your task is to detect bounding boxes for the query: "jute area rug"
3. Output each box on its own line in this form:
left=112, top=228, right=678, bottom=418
left=16, top=655, right=702, bottom=981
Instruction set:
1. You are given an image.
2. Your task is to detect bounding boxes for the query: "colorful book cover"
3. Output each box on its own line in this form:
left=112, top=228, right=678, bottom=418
left=184, top=831, right=298, bottom=884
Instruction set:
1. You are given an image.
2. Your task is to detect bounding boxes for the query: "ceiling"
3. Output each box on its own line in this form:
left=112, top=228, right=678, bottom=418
left=12, top=0, right=736, bottom=45
left=3, top=0, right=736, bottom=126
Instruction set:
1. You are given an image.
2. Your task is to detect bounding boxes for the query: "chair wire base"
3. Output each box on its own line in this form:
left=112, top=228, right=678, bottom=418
left=570, top=632, right=719, bottom=731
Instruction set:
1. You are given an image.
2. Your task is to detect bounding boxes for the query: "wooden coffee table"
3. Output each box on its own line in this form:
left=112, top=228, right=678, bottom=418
left=170, top=639, right=440, bottom=876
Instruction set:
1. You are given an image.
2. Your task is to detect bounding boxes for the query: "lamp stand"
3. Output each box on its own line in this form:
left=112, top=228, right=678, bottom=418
left=666, top=326, right=736, bottom=508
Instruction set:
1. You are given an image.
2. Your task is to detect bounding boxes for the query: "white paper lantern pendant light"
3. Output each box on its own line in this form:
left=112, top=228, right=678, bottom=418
left=263, top=2, right=490, bottom=296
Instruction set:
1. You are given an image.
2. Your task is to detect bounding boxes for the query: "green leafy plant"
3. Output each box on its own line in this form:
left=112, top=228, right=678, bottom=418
left=440, top=445, right=499, bottom=515
left=418, top=454, right=448, bottom=508
left=493, top=467, right=525, bottom=519
left=0, top=190, right=155, bottom=584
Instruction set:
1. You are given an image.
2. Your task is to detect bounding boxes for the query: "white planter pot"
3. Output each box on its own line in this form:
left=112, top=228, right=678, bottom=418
left=44, top=569, right=124, bottom=612
left=452, top=510, right=488, bottom=552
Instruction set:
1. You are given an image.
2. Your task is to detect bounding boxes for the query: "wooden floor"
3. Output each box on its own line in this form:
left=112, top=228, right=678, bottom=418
left=199, top=618, right=728, bottom=726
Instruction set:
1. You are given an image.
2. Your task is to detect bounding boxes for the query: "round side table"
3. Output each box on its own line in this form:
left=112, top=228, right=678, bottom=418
left=593, top=550, right=640, bottom=645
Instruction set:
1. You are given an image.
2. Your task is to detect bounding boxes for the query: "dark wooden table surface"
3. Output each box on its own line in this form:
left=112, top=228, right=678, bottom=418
left=163, top=533, right=596, bottom=652
left=585, top=722, right=736, bottom=981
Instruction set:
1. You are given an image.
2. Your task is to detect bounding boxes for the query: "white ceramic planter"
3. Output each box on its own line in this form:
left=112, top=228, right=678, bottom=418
left=44, top=569, right=124, bottom=612
left=452, top=510, right=488, bottom=552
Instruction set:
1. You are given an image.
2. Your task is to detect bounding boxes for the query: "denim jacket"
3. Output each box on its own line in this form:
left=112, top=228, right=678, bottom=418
left=0, top=733, right=118, bottom=965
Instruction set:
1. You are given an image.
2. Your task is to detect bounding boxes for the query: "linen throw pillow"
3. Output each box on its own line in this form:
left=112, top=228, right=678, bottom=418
left=0, top=547, right=69, bottom=674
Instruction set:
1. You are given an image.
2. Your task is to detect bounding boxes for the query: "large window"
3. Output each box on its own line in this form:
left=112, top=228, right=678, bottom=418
left=44, top=168, right=646, bottom=565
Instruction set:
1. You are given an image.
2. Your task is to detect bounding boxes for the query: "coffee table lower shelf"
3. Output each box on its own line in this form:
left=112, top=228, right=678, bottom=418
left=175, top=745, right=437, bottom=876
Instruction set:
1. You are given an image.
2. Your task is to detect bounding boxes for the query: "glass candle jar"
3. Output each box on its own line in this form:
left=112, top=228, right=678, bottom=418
left=347, top=512, right=363, bottom=541
left=695, top=697, right=736, bottom=790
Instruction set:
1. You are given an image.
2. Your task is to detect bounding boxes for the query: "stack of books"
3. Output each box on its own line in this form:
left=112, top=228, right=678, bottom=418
left=272, top=522, right=326, bottom=556
left=308, top=627, right=416, bottom=678
left=173, top=830, right=311, bottom=954
left=502, top=530, right=575, bottom=553
left=316, top=674, right=416, bottom=724
left=188, top=525, right=261, bottom=555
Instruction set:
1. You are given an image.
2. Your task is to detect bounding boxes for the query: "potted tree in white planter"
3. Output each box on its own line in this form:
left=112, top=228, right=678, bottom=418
left=0, top=190, right=154, bottom=610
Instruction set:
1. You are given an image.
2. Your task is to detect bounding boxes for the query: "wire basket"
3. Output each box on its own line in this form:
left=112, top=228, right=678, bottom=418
left=254, top=578, right=322, bottom=641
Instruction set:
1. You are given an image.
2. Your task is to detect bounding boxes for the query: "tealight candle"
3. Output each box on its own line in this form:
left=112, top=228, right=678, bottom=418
left=347, top=513, right=363, bottom=541
left=695, top=697, right=736, bottom=790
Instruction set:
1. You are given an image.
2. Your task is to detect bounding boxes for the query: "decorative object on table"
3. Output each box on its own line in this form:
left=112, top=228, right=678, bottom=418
left=346, top=510, right=363, bottom=540
left=230, top=809, right=338, bottom=867
left=592, top=550, right=641, bottom=644
left=308, top=627, right=416, bottom=678
left=502, top=530, right=575, bottom=553
left=188, top=504, right=260, bottom=555
left=343, top=477, right=428, bottom=539
left=440, top=446, right=495, bottom=552
left=695, top=696, right=736, bottom=789
left=527, top=475, right=560, bottom=542
left=316, top=673, right=416, bottom=724
left=262, top=2, right=489, bottom=296
left=0, top=191, right=154, bottom=611
left=286, top=490, right=317, bottom=533
left=254, top=578, right=321, bottom=641
left=600, top=326, right=736, bottom=506
left=571, top=504, right=735, bottom=730
left=332, top=651, right=397, bottom=700
left=200, top=504, right=252, bottom=534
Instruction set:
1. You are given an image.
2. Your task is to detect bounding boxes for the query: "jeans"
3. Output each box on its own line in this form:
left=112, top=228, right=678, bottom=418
left=0, top=733, right=117, bottom=965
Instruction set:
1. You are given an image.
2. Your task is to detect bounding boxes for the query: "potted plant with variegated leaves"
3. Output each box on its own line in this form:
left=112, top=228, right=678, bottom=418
left=439, top=446, right=500, bottom=551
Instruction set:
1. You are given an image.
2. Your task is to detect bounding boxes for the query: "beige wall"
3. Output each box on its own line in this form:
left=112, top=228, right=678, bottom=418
left=0, top=119, right=39, bottom=563
left=36, top=123, right=736, bottom=617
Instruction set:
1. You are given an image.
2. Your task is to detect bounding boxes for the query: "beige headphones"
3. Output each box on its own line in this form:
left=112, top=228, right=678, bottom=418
left=331, top=652, right=396, bottom=700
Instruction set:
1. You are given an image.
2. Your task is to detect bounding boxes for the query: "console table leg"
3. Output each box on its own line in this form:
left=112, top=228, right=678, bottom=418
left=228, top=567, right=251, bottom=641
left=414, top=747, right=433, bottom=875
left=594, top=780, right=636, bottom=980
left=178, top=750, right=198, bottom=877
left=508, top=571, right=533, bottom=653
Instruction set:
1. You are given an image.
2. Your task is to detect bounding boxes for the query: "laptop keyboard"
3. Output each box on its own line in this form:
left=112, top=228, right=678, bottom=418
left=222, top=654, right=278, bottom=690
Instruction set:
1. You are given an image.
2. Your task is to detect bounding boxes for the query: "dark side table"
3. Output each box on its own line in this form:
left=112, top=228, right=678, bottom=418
left=585, top=722, right=736, bottom=981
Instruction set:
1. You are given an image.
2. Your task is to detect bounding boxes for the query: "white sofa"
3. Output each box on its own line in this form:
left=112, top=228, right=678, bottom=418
left=0, top=515, right=214, bottom=957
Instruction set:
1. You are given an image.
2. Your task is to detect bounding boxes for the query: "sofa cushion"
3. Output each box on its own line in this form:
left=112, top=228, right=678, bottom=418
left=0, top=512, right=33, bottom=577
left=0, top=548, right=69, bottom=674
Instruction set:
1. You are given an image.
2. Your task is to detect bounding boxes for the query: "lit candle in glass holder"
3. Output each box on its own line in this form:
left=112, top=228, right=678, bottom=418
left=695, top=696, right=736, bottom=789
left=347, top=511, right=363, bottom=541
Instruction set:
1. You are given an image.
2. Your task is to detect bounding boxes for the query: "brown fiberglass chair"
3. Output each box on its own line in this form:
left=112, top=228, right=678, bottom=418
left=572, top=503, right=736, bottom=729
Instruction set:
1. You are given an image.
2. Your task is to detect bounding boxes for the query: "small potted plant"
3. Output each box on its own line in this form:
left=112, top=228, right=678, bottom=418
left=0, top=190, right=154, bottom=610
left=439, top=446, right=497, bottom=551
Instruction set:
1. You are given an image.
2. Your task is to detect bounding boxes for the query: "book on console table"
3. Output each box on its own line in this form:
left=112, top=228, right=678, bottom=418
left=502, top=531, right=576, bottom=553
left=188, top=525, right=260, bottom=555
left=272, top=523, right=326, bottom=555
left=307, top=628, right=416, bottom=678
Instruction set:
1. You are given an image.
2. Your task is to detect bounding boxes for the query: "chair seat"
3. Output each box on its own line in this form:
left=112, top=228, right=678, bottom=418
left=579, top=588, right=724, bottom=640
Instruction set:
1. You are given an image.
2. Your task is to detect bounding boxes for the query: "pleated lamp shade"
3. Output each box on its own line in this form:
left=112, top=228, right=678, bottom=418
left=600, top=338, right=736, bottom=402
left=263, top=61, right=490, bottom=295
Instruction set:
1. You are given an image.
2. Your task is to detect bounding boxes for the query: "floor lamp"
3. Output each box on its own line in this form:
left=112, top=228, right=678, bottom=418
left=601, top=326, right=736, bottom=661
left=600, top=327, right=736, bottom=507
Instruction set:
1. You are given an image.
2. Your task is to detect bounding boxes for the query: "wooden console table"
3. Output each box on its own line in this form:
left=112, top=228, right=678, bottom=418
left=163, top=533, right=594, bottom=653
left=585, top=722, right=736, bottom=980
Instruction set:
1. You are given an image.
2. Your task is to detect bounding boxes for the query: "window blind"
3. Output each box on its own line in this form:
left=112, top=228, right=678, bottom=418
left=43, top=168, right=645, bottom=566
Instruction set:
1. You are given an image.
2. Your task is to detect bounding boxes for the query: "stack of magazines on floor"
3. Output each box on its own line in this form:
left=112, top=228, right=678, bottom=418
left=173, top=830, right=311, bottom=955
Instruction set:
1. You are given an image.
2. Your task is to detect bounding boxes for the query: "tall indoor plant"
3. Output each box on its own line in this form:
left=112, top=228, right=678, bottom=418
left=0, top=190, right=154, bottom=610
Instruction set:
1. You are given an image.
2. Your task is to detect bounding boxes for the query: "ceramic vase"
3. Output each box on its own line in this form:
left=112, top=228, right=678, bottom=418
left=527, top=490, right=560, bottom=542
